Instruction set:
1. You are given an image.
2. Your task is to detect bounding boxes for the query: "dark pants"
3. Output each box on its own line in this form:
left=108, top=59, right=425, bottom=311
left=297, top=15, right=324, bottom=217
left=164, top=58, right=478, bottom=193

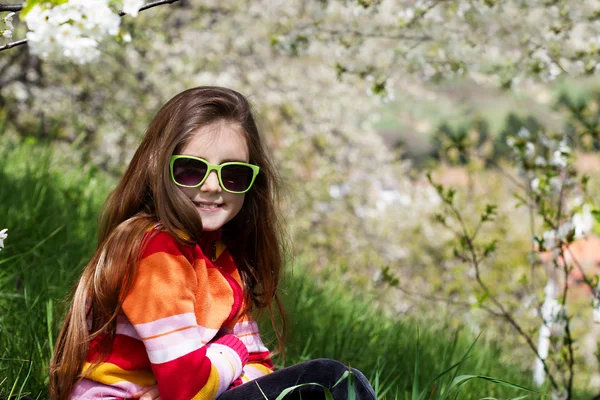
left=218, top=358, right=376, bottom=400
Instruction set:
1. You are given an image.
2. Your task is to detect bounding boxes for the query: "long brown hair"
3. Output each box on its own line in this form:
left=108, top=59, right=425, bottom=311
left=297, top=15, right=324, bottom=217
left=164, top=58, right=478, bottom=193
left=49, top=87, right=287, bottom=399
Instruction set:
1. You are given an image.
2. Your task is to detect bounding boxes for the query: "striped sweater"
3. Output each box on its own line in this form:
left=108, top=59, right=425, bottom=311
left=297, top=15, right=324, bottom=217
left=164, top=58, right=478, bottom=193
left=71, top=228, right=274, bottom=399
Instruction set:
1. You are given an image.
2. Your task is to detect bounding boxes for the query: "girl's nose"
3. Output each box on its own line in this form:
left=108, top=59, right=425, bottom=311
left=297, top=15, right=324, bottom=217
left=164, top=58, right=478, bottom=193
left=200, top=171, right=222, bottom=192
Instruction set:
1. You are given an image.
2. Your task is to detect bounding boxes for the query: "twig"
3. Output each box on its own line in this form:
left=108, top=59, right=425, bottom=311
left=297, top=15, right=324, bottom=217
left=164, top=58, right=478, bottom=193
left=118, top=0, right=180, bottom=17
left=0, top=0, right=181, bottom=52
left=393, top=283, right=504, bottom=318
left=564, top=245, right=599, bottom=299
left=318, top=28, right=432, bottom=41
left=0, top=38, right=25, bottom=51
left=0, top=3, right=21, bottom=12
left=435, top=186, right=561, bottom=391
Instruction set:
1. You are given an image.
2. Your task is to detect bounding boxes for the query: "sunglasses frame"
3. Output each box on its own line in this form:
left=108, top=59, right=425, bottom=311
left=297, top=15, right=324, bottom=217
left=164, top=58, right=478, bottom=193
left=170, top=155, right=260, bottom=194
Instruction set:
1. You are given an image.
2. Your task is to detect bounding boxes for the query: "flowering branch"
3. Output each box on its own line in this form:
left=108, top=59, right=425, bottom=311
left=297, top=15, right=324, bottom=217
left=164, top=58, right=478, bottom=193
left=427, top=173, right=562, bottom=392
left=0, top=0, right=181, bottom=54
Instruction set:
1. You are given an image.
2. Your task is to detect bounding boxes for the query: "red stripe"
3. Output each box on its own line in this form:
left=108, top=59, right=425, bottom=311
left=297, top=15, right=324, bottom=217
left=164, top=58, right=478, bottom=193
left=220, top=271, right=243, bottom=323
left=87, top=334, right=150, bottom=371
left=141, top=231, right=195, bottom=263
left=215, top=248, right=237, bottom=274
left=152, top=346, right=212, bottom=400
left=249, top=351, right=274, bottom=369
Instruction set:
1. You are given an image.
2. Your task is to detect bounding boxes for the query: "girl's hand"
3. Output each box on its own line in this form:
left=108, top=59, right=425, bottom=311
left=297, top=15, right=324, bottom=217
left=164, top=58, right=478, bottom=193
left=132, top=385, right=160, bottom=400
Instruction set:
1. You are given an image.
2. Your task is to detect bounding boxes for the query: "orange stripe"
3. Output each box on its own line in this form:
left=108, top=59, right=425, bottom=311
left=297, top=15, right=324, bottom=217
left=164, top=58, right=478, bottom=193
left=142, top=325, right=197, bottom=340
left=236, top=331, right=259, bottom=338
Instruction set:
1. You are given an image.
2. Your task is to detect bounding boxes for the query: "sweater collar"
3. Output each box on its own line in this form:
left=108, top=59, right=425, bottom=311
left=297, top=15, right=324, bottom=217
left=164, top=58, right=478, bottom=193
left=199, top=229, right=223, bottom=258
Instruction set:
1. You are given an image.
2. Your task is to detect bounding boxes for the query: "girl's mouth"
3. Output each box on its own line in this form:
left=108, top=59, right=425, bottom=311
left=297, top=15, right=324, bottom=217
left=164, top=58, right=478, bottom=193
left=194, top=202, right=223, bottom=211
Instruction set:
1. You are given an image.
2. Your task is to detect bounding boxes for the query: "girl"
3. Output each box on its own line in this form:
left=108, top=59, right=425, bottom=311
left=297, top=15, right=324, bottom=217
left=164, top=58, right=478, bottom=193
left=49, top=86, right=375, bottom=400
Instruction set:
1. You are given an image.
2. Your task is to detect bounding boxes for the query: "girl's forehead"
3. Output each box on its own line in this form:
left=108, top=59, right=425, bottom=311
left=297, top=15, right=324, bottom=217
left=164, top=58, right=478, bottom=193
left=182, top=122, right=249, bottom=162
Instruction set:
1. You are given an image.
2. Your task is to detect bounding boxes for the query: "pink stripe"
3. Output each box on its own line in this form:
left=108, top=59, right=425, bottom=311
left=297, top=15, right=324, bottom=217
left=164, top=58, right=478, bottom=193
left=71, top=378, right=143, bottom=399
left=116, top=315, right=140, bottom=340
left=239, top=334, right=269, bottom=353
left=233, top=320, right=258, bottom=335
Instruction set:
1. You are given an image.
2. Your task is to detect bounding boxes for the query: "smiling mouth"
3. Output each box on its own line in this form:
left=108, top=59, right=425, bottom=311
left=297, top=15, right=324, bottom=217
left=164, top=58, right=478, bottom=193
left=194, top=202, right=222, bottom=210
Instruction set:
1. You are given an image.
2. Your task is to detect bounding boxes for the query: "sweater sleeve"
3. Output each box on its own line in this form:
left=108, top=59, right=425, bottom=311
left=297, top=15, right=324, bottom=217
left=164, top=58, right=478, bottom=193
left=121, top=231, right=248, bottom=400
left=231, top=314, right=274, bottom=385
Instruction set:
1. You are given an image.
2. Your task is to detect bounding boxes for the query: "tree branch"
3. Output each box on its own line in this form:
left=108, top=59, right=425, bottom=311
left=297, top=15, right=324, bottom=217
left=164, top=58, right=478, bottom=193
left=118, top=0, right=181, bottom=17
left=0, top=38, right=26, bottom=52
left=0, top=0, right=181, bottom=53
left=319, top=28, right=432, bottom=41
left=0, top=3, right=21, bottom=12
left=431, top=179, right=562, bottom=391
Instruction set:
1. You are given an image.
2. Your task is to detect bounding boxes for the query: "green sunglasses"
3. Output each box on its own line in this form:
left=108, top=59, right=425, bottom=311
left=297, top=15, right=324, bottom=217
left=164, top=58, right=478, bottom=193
left=170, top=155, right=260, bottom=194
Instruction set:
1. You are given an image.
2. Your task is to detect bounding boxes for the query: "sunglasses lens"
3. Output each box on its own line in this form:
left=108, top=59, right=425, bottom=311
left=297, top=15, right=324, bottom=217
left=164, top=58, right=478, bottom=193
left=221, top=164, right=254, bottom=192
left=172, top=158, right=208, bottom=186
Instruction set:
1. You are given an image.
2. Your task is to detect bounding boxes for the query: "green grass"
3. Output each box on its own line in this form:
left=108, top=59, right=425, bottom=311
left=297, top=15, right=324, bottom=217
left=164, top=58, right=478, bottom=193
left=0, top=139, right=554, bottom=399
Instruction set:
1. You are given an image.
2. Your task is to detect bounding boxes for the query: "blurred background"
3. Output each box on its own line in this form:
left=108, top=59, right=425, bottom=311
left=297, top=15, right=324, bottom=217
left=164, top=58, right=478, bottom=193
left=1, top=0, right=600, bottom=398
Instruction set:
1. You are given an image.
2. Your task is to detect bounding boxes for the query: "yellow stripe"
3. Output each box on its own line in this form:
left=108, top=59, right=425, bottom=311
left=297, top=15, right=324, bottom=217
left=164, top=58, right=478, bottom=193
left=216, top=239, right=226, bottom=259
left=247, top=362, right=273, bottom=375
left=191, top=365, right=221, bottom=400
left=81, top=362, right=156, bottom=386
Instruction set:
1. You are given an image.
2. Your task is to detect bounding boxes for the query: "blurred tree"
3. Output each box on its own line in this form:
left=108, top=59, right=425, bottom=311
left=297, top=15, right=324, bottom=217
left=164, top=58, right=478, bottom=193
left=557, top=91, right=600, bottom=151
left=494, top=113, right=545, bottom=160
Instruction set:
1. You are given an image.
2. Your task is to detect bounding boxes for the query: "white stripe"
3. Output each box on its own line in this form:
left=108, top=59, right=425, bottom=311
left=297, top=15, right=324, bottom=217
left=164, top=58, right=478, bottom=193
left=232, top=320, right=258, bottom=335
left=237, top=331, right=268, bottom=353
left=116, top=319, right=141, bottom=340
left=206, top=344, right=242, bottom=394
left=134, top=312, right=197, bottom=338
left=143, top=326, right=219, bottom=350
left=147, top=336, right=204, bottom=364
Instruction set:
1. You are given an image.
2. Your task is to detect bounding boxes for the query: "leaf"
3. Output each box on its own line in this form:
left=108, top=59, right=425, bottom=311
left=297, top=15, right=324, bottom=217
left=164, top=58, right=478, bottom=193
left=592, top=208, right=600, bottom=224
left=449, top=375, right=538, bottom=394
left=412, top=330, right=420, bottom=400
left=513, top=193, right=527, bottom=209
left=483, top=240, right=498, bottom=258
left=380, top=266, right=400, bottom=287
left=273, top=382, right=334, bottom=400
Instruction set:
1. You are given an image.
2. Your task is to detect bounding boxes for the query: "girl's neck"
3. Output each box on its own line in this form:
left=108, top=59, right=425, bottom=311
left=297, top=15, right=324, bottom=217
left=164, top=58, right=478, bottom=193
left=199, top=229, right=223, bottom=261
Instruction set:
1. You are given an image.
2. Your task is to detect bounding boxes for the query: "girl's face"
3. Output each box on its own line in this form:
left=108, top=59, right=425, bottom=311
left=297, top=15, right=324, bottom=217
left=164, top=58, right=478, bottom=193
left=176, top=122, right=250, bottom=231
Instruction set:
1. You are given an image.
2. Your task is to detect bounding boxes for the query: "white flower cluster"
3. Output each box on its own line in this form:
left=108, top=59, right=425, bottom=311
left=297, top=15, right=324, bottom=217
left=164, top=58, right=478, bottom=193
left=23, top=0, right=143, bottom=64
left=506, top=130, right=574, bottom=186
left=0, top=228, right=7, bottom=251
left=1, top=12, right=15, bottom=39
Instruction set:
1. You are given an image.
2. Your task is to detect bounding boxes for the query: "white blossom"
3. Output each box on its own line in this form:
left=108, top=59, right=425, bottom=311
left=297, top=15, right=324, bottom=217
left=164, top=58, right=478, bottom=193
left=0, top=228, right=7, bottom=251
left=3, top=11, right=15, bottom=29
left=23, top=1, right=121, bottom=63
left=517, top=127, right=531, bottom=139
left=551, top=389, right=568, bottom=400
left=572, top=204, right=595, bottom=238
left=2, top=11, right=15, bottom=39
left=123, top=0, right=144, bottom=18
left=525, top=142, right=536, bottom=158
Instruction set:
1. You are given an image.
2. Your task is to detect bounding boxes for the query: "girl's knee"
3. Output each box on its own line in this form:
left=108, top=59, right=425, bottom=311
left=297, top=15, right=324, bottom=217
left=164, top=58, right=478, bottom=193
left=310, top=358, right=348, bottom=373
